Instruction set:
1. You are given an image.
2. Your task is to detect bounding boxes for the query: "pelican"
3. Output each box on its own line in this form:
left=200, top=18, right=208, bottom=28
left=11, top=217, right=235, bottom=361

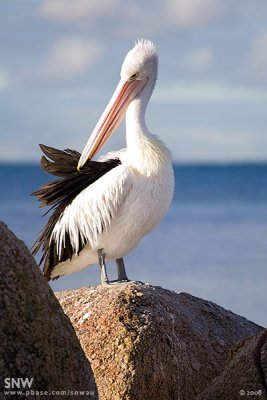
left=32, top=39, right=174, bottom=285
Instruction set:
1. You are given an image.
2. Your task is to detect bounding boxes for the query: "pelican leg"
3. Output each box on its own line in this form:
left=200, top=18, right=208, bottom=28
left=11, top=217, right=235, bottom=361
left=98, top=249, right=109, bottom=285
left=116, top=258, right=129, bottom=282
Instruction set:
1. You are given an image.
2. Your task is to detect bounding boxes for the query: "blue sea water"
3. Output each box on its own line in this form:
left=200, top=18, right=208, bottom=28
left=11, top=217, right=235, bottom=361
left=0, top=163, right=266, bottom=327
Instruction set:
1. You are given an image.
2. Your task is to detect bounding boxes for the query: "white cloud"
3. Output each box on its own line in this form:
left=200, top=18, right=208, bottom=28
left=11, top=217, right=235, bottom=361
left=21, top=36, right=104, bottom=85
left=38, top=0, right=119, bottom=22
left=155, top=81, right=267, bottom=104
left=162, top=0, right=228, bottom=29
left=175, top=128, right=261, bottom=162
left=0, top=71, right=9, bottom=90
left=242, top=32, right=267, bottom=85
left=179, top=48, right=215, bottom=76
left=38, top=0, right=230, bottom=33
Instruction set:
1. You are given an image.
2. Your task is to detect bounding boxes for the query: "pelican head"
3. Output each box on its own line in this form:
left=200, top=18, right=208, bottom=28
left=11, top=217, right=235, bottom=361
left=77, top=39, right=158, bottom=170
left=121, top=39, right=158, bottom=82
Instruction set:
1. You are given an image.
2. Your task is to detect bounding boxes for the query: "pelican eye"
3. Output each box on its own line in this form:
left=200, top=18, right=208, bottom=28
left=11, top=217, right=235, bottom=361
left=129, top=73, right=138, bottom=81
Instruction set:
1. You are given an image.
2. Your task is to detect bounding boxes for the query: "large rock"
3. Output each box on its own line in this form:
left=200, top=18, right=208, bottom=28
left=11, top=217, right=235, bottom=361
left=197, top=329, right=267, bottom=400
left=56, top=282, right=263, bottom=400
left=0, top=221, right=97, bottom=399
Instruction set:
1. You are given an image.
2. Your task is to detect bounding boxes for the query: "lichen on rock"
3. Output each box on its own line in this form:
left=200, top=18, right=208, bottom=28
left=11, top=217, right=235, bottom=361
left=56, top=282, right=263, bottom=400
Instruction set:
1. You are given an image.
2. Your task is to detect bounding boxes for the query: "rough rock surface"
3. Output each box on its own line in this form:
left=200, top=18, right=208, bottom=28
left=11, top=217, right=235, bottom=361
left=0, top=221, right=97, bottom=399
left=56, top=282, right=263, bottom=400
left=197, top=329, right=267, bottom=400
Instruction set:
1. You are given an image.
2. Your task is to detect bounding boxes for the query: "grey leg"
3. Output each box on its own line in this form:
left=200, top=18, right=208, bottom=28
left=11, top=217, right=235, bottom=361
left=98, top=249, right=109, bottom=285
left=116, top=258, right=129, bottom=282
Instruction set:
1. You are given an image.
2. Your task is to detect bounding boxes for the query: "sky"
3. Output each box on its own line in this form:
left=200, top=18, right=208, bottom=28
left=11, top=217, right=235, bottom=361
left=0, top=0, right=267, bottom=163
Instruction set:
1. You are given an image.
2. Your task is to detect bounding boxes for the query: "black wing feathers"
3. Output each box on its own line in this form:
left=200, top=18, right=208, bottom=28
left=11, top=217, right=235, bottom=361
left=32, top=144, right=121, bottom=279
left=39, top=144, right=81, bottom=177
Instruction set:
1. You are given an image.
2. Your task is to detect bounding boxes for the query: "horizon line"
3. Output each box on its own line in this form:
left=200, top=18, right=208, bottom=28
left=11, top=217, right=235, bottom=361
left=1, top=160, right=267, bottom=167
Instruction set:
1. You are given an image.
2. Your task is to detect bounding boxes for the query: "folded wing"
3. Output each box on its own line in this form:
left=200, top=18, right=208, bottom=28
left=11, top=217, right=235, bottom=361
left=32, top=144, right=131, bottom=279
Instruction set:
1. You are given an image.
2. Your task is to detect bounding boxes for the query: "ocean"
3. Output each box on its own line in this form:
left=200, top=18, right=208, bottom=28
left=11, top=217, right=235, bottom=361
left=0, top=163, right=266, bottom=327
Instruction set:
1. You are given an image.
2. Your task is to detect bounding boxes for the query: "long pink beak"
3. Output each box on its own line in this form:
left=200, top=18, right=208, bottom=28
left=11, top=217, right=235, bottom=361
left=77, top=78, right=146, bottom=170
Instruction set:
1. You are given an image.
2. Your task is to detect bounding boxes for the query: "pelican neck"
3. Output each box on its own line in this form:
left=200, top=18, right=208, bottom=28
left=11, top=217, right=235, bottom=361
left=124, top=75, right=170, bottom=175
left=125, top=76, right=156, bottom=144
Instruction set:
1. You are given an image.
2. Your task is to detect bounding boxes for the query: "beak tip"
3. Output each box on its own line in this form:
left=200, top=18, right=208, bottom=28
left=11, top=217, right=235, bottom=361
left=77, top=160, right=83, bottom=171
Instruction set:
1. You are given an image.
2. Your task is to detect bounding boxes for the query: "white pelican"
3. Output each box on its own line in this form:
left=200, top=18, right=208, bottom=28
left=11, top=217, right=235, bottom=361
left=32, top=39, right=174, bottom=285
